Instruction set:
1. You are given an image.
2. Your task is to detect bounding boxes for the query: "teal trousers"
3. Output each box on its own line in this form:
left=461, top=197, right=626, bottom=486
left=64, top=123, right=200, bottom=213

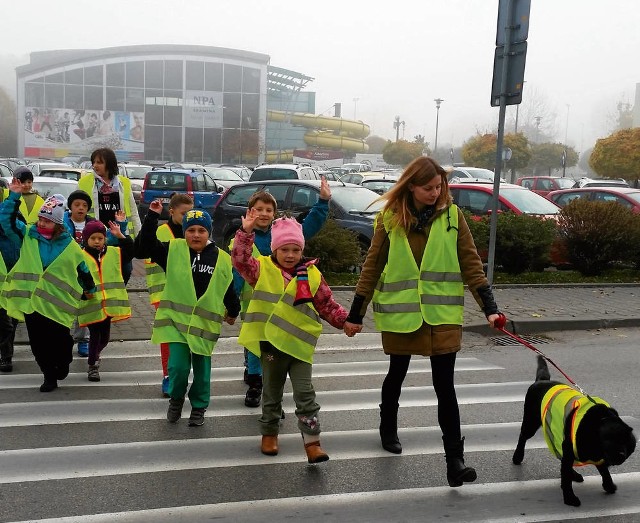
left=168, top=342, right=211, bottom=409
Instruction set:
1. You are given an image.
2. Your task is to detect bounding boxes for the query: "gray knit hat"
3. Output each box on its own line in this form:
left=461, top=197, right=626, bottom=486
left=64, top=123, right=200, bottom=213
left=37, top=195, right=65, bottom=225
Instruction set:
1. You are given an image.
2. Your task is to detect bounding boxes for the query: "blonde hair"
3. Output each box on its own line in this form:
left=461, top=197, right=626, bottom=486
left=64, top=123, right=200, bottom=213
left=378, top=156, right=451, bottom=232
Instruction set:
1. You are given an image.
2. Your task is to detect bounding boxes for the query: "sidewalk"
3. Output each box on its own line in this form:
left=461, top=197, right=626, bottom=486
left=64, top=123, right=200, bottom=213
left=14, top=273, right=640, bottom=344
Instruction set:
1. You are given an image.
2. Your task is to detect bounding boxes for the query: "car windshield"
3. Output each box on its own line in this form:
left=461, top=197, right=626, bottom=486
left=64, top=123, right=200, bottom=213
left=33, top=180, right=78, bottom=202
left=39, top=169, right=80, bottom=181
left=250, top=168, right=297, bottom=181
left=331, top=186, right=384, bottom=214
left=500, top=188, right=560, bottom=215
left=206, top=168, right=243, bottom=181
left=557, top=178, right=575, bottom=189
left=125, top=166, right=151, bottom=179
left=462, top=168, right=494, bottom=180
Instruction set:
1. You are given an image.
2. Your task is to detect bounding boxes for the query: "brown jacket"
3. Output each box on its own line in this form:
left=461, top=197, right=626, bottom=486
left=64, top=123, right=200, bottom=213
left=354, top=205, right=489, bottom=356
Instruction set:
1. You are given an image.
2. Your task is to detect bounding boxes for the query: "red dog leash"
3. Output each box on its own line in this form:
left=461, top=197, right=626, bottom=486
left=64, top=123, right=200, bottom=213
left=493, top=313, right=595, bottom=401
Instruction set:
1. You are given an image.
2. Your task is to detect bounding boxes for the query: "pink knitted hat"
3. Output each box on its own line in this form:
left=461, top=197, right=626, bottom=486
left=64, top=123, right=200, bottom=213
left=270, top=217, right=304, bottom=251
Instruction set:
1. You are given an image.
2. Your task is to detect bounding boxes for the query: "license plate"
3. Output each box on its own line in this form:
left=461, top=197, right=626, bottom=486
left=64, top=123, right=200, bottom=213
left=159, top=198, right=171, bottom=203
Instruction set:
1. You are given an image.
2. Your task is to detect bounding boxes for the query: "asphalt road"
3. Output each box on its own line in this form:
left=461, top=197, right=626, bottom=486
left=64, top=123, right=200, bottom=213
left=0, top=328, right=639, bottom=522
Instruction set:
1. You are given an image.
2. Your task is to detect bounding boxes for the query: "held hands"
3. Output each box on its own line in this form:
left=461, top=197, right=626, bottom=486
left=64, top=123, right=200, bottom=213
left=224, top=313, right=236, bottom=325
left=84, top=291, right=95, bottom=300
left=149, top=199, right=163, bottom=214
left=319, top=176, right=331, bottom=200
left=343, top=321, right=363, bottom=337
left=241, top=207, right=258, bottom=234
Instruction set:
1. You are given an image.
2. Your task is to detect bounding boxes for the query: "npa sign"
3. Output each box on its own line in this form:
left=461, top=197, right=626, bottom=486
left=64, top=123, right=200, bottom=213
left=184, top=90, right=223, bottom=128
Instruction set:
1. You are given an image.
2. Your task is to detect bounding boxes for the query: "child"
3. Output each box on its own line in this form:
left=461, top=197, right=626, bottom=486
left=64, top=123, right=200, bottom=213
left=78, top=215, right=133, bottom=382
left=233, top=178, right=331, bottom=409
left=0, top=180, right=95, bottom=392
left=232, top=214, right=348, bottom=463
left=135, top=200, right=240, bottom=426
left=11, top=166, right=44, bottom=225
left=0, top=196, right=21, bottom=373
left=143, top=193, right=194, bottom=397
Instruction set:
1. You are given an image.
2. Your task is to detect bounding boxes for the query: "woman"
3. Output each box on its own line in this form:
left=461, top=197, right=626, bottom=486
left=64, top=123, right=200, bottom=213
left=78, top=147, right=141, bottom=282
left=343, top=156, right=503, bottom=488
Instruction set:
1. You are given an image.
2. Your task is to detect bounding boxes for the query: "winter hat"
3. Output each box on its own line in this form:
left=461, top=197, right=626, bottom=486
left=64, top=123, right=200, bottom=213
left=182, top=209, right=212, bottom=235
left=13, top=166, right=33, bottom=182
left=82, top=220, right=107, bottom=243
left=270, top=217, right=305, bottom=252
left=37, top=195, right=65, bottom=225
left=67, top=189, right=92, bottom=209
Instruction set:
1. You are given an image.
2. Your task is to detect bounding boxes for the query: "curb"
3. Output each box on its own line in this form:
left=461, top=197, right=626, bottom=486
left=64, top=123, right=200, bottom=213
left=463, top=317, right=640, bottom=336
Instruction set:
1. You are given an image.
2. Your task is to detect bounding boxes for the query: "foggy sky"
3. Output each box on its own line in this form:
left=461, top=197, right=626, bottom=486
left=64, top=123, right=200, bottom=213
left=1, top=0, right=638, bottom=156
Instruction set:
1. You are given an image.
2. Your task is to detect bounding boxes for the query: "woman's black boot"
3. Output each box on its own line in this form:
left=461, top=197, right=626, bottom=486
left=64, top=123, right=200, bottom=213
left=379, top=403, right=402, bottom=454
left=443, top=436, right=477, bottom=487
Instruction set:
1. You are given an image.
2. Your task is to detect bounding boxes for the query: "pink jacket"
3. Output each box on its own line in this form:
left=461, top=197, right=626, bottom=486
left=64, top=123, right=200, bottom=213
left=231, top=229, right=347, bottom=329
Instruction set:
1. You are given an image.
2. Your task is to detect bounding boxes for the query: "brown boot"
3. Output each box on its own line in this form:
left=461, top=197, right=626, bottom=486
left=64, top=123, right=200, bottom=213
left=261, top=435, right=279, bottom=456
left=304, top=440, right=329, bottom=464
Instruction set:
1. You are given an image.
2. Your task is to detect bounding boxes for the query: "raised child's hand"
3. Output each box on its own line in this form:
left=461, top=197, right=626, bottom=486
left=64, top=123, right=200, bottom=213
left=319, top=176, right=331, bottom=200
left=9, top=178, right=22, bottom=194
left=241, top=207, right=259, bottom=233
left=108, top=220, right=124, bottom=238
left=149, top=199, right=163, bottom=214
left=115, top=210, right=126, bottom=222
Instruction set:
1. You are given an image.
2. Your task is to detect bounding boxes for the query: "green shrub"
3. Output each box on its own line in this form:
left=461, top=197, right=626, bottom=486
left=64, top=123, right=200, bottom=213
left=463, top=210, right=489, bottom=251
left=558, top=199, right=639, bottom=276
left=304, top=218, right=363, bottom=272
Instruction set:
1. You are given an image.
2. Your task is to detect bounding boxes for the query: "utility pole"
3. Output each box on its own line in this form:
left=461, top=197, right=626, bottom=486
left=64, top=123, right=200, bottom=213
left=434, top=98, right=444, bottom=157
left=393, top=116, right=404, bottom=142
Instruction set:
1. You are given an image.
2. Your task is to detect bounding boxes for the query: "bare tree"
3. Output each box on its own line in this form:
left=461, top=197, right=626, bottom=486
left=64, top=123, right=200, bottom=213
left=0, top=86, right=17, bottom=156
left=506, top=84, right=559, bottom=143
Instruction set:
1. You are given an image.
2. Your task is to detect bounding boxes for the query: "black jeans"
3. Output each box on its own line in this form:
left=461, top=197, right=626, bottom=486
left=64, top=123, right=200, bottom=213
left=24, top=312, right=73, bottom=382
left=87, top=317, right=111, bottom=366
left=381, top=352, right=461, bottom=440
left=0, top=308, right=18, bottom=360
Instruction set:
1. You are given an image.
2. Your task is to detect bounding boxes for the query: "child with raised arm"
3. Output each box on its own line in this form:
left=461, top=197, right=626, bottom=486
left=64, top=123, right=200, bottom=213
left=232, top=213, right=350, bottom=464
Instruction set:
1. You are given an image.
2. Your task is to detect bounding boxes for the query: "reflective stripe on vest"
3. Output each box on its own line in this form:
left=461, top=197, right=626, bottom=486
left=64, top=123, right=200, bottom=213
left=145, top=223, right=175, bottom=304
left=373, top=206, right=463, bottom=332
left=238, top=256, right=322, bottom=364
left=3, top=234, right=85, bottom=326
left=78, top=175, right=134, bottom=235
left=541, top=384, right=610, bottom=466
left=78, top=247, right=131, bottom=326
left=0, top=253, right=8, bottom=310
left=151, top=239, right=232, bottom=356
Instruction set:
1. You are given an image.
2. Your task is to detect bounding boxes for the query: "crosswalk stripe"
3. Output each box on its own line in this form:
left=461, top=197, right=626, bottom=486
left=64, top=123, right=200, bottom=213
left=0, top=357, right=502, bottom=389
left=14, top=473, right=640, bottom=523
left=0, top=381, right=530, bottom=427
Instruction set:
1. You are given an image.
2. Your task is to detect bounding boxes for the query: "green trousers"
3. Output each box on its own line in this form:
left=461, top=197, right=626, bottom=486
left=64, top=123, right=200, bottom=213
left=259, top=341, right=320, bottom=436
left=168, top=342, right=211, bottom=409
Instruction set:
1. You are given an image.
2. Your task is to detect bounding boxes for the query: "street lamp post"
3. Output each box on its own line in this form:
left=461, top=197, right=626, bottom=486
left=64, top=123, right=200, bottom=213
left=434, top=98, right=444, bottom=157
left=534, top=115, right=542, bottom=143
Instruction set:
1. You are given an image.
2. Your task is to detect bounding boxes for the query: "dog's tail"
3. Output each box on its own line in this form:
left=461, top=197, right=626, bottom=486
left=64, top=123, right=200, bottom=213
left=536, top=355, right=551, bottom=381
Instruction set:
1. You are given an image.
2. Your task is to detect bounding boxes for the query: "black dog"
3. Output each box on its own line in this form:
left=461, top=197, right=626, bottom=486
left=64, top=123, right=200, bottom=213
left=512, top=356, right=636, bottom=507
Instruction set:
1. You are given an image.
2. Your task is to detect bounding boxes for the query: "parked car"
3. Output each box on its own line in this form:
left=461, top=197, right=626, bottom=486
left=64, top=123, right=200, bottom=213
left=447, top=166, right=503, bottom=184
left=339, top=171, right=399, bottom=195
left=202, top=167, right=245, bottom=189
left=37, top=166, right=85, bottom=181
left=571, top=177, right=629, bottom=188
left=341, top=163, right=372, bottom=173
left=546, top=186, right=640, bottom=213
left=118, top=163, right=152, bottom=204
left=31, top=176, right=79, bottom=204
left=0, top=158, right=25, bottom=171
left=139, top=168, right=225, bottom=219
left=249, top=163, right=320, bottom=181
left=515, top=176, right=575, bottom=196
left=0, top=163, right=13, bottom=178
left=27, top=161, right=72, bottom=176
left=210, top=180, right=384, bottom=252
left=205, top=164, right=252, bottom=181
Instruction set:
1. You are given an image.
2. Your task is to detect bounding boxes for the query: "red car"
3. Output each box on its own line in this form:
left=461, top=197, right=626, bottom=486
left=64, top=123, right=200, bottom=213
left=546, top=186, right=640, bottom=213
left=515, top=176, right=575, bottom=196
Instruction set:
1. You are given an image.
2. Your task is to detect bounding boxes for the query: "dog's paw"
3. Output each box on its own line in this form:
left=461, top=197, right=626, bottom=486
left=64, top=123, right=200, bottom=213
left=563, top=492, right=581, bottom=507
left=512, top=448, right=524, bottom=465
left=602, top=479, right=617, bottom=494
left=571, top=469, right=584, bottom=483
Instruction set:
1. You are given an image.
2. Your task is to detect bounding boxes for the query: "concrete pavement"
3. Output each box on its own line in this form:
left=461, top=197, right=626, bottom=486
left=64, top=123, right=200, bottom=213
left=14, top=267, right=640, bottom=344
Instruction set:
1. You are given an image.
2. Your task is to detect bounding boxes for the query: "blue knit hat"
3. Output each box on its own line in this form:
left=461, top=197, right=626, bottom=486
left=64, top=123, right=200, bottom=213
left=182, top=209, right=212, bottom=235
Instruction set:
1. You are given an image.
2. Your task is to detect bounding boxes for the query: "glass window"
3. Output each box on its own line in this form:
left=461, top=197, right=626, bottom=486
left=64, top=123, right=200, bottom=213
left=203, top=174, right=217, bottom=191
left=125, top=88, right=144, bottom=112
left=224, top=64, right=242, bottom=92
left=106, top=87, right=125, bottom=111
left=186, top=61, right=204, bottom=90
left=185, top=127, right=204, bottom=163
left=126, top=61, right=144, bottom=87
left=205, top=62, right=223, bottom=91
left=65, top=84, right=83, bottom=109
left=243, top=67, right=260, bottom=93
left=145, top=125, right=163, bottom=161
left=223, top=93, right=241, bottom=128
left=164, top=60, right=183, bottom=90
left=84, top=65, right=103, bottom=86
left=45, top=84, right=64, bottom=108
left=291, top=185, right=317, bottom=211
left=64, top=68, right=83, bottom=85
left=25, top=83, right=44, bottom=107
left=222, top=129, right=241, bottom=163
left=227, top=185, right=266, bottom=206
left=84, top=86, right=103, bottom=110
left=106, top=63, right=125, bottom=86
left=242, top=93, right=259, bottom=129
left=261, top=184, right=290, bottom=209
left=204, top=128, right=222, bottom=164
left=145, top=61, right=163, bottom=88
left=163, top=90, right=183, bottom=126
left=240, top=130, right=259, bottom=165
left=44, top=71, right=64, bottom=84
left=163, top=126, right=182, bottom=162
left=145, top=89, right=163, bottom=125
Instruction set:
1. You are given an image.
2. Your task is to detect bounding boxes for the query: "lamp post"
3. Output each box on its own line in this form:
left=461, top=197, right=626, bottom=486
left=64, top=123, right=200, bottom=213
left=353, top=97, right=360, bottom=120
left=534, top=115, right=542, bottom=143
left=434, top=98, right=444, bottom=156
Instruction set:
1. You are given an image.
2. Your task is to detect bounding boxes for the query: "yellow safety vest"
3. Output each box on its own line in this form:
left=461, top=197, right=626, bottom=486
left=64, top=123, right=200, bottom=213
left=3, top=234, right=86, bottom=327
left=541, top=384, right=610, bottom=466
left=145, top=223, right=175, bottom=305
left=0, top=253, right=7, bottom=310
left=372, top=206, right=464, bottom=332
left=238, top=257, right=322, bottom=364
left=78, top=247, right=131, bottom=326
left=78, top=174, right=134, bottom=234
left=151, top=239, right=232, bottom=356
left=228, top=237, right=260, bottom=317
left=19, top=194, right=45, bottom=225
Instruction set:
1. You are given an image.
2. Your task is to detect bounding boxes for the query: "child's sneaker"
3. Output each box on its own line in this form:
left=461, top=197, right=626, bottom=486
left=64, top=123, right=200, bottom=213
left=88, top=364, right=100, bottom=382
left=167, top=398, right=184, bottom=423
left=161, top=376, right=170, bottom=397
left=77, top=341, right=89, bottom=357
left=188, top=408, right=206, bottom=426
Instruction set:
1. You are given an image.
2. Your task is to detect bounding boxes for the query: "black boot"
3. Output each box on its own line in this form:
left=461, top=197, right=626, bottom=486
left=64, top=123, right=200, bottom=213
left=379, top=403, right=402, bottom=454
left=245, top=374, right=262, bottom=408
left=443, top=436, right=477, bottom=487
